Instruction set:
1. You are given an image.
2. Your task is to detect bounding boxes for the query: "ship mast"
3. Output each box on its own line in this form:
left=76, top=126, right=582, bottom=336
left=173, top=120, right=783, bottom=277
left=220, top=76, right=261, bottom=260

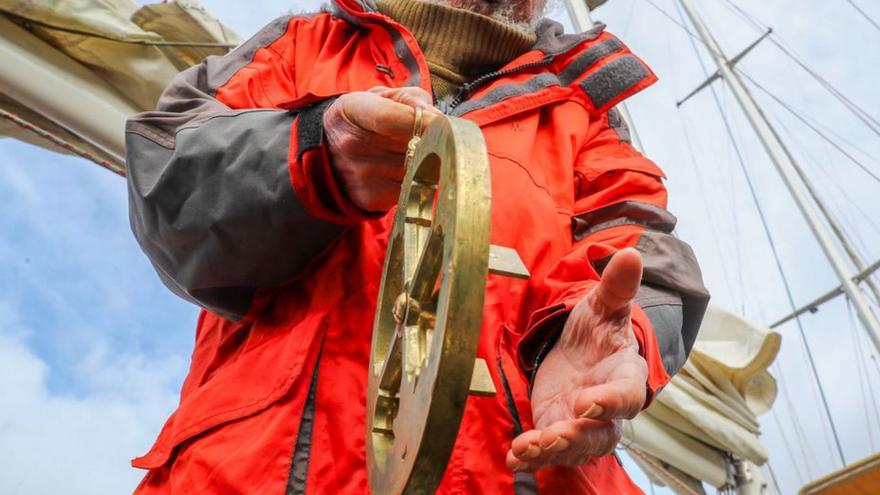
left=673, top=0, right=880, bottom=356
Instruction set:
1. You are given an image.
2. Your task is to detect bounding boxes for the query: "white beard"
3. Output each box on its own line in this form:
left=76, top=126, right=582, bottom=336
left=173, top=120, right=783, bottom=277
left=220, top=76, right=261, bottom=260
left=423, top=0, right=553, bottom=33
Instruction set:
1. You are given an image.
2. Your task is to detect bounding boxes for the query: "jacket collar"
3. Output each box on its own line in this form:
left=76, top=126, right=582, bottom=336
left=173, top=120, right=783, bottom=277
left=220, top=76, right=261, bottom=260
left=330, top=0, right=606, bottom=63
left=327, top=0, right=650, bottom=122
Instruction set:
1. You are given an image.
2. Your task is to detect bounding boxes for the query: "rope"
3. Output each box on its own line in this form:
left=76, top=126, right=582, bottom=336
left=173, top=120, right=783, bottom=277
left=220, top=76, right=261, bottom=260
left=0, top=108, right=125, bottom=176
left=625, top=447, right=704, bottom=495
left=672, top=0, right=849, bottom=469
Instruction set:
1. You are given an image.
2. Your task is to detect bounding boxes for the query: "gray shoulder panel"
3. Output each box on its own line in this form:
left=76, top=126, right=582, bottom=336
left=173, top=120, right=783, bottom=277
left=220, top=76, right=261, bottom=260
left=206, top=15, right=296, bottom=93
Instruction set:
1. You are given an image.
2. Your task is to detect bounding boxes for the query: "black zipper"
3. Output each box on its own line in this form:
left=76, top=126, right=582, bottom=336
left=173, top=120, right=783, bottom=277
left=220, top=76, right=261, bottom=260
left=445, top=55, right=555, bottom=113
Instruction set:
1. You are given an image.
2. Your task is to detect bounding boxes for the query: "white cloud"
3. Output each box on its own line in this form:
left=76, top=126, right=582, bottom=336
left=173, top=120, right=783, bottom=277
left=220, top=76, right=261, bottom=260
left=0, top=302, right=186, bottom=495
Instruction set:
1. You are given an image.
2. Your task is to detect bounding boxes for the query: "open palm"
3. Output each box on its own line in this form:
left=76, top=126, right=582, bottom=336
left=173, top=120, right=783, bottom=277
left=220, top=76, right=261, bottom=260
left=506, top=248, right=649, bottom=472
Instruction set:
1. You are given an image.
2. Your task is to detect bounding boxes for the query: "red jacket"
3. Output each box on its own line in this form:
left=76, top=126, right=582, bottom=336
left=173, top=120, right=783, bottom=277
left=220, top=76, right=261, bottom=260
left=125, top=1, right=709, bottom=493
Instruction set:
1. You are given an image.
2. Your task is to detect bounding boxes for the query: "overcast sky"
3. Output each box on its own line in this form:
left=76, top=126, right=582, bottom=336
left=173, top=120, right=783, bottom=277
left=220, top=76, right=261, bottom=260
left=1, top=0, right=879, bottom=493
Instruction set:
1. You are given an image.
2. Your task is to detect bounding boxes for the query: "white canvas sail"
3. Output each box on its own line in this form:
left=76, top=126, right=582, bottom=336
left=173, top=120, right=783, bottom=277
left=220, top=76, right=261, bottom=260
left=623, top=305, right=781, bottom=490
left=0, top=0, right=240, bottom=169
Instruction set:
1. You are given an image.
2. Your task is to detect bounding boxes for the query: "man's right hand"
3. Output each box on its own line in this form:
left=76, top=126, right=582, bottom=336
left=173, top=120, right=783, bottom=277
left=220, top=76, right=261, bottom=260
left=324, top=86, right=439, bottom=213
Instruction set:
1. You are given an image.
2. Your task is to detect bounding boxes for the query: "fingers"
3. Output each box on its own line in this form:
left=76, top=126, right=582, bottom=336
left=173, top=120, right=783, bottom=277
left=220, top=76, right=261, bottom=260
left=369, top=85, right=435, bottom=111
left=339, top=91, right=421, bottom=140
left=594, top=248, right=643, bottom=314
left=508, top=428, right=542, bottom=470
left=323, top=86, right=442, bottom=212
left=572, top=374, right=647, bottom=422
left=507, top=419, right=623, bottom=472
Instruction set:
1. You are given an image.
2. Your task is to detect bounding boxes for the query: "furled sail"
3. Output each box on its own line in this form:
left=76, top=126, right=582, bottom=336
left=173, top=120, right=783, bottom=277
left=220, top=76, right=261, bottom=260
left=624, top=305, right=781, bottom=491
left=0, top=0, right=240, bottom=172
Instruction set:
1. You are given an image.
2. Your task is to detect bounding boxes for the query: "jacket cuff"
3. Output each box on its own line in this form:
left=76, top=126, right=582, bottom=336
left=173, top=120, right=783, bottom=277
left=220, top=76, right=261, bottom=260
left=289, top=99, right=385, bottom=225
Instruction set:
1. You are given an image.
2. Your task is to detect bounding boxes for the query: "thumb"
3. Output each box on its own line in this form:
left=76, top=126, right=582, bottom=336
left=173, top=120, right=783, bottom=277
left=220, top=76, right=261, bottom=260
left=593, top=248, right=642, bottom=314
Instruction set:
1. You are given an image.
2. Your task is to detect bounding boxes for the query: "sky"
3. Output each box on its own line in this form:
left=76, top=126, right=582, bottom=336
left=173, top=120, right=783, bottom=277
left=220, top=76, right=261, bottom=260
left=1, top=0, right=879, bottom=494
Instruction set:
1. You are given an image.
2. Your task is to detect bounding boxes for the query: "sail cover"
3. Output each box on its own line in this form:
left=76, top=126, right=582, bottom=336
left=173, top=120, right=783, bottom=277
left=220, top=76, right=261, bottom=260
left=623, top=305, right=781, bottom=491
left=0, top=0, right=240, bottom=172
left=0, top=1, right=781, bottom=492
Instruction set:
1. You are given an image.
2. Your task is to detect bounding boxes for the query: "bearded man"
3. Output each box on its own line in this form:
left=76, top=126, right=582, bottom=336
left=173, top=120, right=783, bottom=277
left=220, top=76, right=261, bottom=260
left=124, top=0, right=709, bottom=492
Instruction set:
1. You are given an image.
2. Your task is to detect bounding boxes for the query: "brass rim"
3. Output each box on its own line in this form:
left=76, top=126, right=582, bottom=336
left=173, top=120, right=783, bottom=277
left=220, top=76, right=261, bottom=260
left=366, top=116, right=491, bottom=495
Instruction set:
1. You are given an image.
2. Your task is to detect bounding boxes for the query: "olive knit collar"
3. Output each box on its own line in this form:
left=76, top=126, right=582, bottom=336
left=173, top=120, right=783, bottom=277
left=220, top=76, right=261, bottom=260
left=376, top=0, right=538, bottom=98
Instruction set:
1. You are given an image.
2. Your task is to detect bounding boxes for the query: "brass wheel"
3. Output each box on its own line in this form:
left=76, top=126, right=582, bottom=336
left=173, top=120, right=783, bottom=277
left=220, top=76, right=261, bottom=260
left=366, top=116, right=491, bottom=495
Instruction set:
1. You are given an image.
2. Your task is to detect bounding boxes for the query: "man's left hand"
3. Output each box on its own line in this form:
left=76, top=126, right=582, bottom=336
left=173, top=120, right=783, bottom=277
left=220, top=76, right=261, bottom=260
left=506, top=248, right=649, bottom=472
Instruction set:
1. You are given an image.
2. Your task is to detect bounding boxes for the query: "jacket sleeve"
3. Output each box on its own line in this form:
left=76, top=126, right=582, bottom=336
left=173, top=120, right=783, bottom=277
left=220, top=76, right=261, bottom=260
left=518, top=109, right=710, bottom=405
left=125, top=16, right=368, bottom=322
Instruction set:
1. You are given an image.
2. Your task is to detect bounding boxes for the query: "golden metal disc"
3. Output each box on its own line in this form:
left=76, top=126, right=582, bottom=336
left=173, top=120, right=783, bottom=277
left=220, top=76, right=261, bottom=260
left=366, top=115, right=491, bottom=495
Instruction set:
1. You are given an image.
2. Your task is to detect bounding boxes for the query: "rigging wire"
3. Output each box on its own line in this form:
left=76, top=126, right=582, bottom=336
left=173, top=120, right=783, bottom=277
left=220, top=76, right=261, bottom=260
left=769, top=106, right=880, bottom=245
left=662, top=4, right=742, bottom=309
left=717, top=0, right=880, bottom=135
left=770, top=112, right=880, bottom=282
left=768, top=110, right=880, bottom=308
left=854, top=304, right=880, bottom=430
left=670, top=0, right=848, bottom=468
left=641, top=0, right=712, bottom=50
left=621, top=0, right=639, bottom=39
left=713, top=0, right=764, bottom=33
left=765, top=462, right=783, bottom=495
left=770, top=364, right=811, bottom=483
left=846, top=296, right=880, bottom=451
left=843, top=0, right=880, bottom=33
left=722, top=86, right=750, bottom=315
left=739, top=71, right=880, bottom=184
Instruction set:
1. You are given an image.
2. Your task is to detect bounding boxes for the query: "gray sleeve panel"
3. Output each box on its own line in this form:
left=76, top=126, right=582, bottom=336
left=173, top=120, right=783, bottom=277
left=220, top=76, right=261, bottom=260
left=126, top=110, right=342, bottom=321
left=635, top=231, right=710, bottom=373
left=124, top=15, right=345, bottom=321
left=636, top=284, right=688, bottom=376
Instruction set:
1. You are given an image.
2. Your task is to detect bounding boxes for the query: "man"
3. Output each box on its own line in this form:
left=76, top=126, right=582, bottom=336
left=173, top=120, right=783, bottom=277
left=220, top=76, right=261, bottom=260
left=125, top=0, right=709, bottom=492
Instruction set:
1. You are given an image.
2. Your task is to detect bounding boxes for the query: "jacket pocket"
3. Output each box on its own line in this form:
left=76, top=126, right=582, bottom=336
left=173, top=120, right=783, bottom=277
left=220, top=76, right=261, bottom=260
left=133, top=310, right=327, bottom=469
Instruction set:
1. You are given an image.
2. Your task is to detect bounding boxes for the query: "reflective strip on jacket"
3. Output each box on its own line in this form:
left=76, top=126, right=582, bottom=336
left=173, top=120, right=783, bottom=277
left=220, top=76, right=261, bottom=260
left=125, top=0, right=710, bottom=493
